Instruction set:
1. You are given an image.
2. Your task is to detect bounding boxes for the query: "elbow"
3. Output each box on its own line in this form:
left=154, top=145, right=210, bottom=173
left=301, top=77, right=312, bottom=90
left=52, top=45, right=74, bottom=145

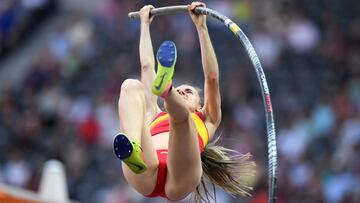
left=204, top=67, right=219, bottom=81
left=205, top=73, right=219, bottom=83
left=141, top=64, right=151, bottom=70
left=141, top=60, right=153, bottom=70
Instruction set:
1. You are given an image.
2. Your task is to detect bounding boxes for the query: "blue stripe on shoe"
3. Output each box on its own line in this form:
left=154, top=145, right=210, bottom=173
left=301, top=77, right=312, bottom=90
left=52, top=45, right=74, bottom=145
left=157, top=41, right=176, bottom=67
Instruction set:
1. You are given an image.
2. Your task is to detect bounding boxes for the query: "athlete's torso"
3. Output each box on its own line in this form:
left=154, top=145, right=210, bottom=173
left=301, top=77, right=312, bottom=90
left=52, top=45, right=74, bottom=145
left=148, top=111, right=209, bottom=151
left=151, top=132, right=170, bottom=150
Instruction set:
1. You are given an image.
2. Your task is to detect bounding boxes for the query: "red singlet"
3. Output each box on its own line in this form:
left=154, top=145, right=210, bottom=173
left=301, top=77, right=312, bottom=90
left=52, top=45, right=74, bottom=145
left=144, top=111, right=209, bottom=199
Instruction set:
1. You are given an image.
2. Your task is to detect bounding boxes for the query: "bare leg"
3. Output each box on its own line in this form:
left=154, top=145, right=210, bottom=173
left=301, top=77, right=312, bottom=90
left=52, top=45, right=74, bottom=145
left=118, top=79, right=158, bottom=194
left=164, top=89, right=202, bottom=200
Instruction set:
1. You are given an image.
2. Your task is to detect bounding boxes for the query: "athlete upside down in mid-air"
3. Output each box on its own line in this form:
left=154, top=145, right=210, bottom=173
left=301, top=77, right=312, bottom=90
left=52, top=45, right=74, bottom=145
left=113, top=2, right=255, bottom=202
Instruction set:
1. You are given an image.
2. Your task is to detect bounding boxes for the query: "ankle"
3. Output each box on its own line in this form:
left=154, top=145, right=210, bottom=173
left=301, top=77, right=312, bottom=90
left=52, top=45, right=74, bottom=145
left=160, top=82, right=173, bottom=99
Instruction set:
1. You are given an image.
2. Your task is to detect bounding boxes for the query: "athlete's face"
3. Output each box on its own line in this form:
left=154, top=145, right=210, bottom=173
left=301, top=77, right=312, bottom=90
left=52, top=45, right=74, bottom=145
left=175, top=85, right=201, bottom=112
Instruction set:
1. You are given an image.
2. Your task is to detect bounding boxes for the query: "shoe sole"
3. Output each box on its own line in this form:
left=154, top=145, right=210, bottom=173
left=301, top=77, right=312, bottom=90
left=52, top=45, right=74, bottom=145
left=113, top=133, right=147, bottom=174
left=152, top=41, right=177, bottom=96
left=113, top=133, right=133, bottom=160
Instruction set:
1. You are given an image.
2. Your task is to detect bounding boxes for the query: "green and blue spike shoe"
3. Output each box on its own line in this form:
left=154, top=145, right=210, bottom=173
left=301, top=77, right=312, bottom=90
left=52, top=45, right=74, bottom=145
left=113, top=133, right=147, bottom=174
left=152, top=40, right=177, bottom=98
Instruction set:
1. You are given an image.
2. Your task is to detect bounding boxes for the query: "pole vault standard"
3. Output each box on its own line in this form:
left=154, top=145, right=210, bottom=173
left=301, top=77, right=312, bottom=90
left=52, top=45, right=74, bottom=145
left=129, top=5, right=278, bottom=203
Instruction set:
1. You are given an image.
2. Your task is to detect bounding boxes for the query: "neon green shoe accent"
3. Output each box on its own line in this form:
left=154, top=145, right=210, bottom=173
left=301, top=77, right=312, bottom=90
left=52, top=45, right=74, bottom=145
left=152, top=41, right=177, bottom=97
left=123, top=141, right=147, bottom=174
left=113, top=133, right=147, bottom=174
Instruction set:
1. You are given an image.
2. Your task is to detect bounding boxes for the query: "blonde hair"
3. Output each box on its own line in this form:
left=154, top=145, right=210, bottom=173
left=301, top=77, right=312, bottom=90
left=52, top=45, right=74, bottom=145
left=192, top=138, right=256, bottom=203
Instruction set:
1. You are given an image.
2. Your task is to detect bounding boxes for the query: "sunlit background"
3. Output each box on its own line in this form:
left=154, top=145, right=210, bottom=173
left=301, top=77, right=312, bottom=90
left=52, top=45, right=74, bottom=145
left=0, top=0, right=359, bottom=203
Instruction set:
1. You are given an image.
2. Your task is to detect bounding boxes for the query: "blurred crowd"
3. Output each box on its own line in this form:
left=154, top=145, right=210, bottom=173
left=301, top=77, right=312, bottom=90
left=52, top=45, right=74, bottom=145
left=0, top=0, right=57, bottom=57
left=0, top=0, right=359, bottom=203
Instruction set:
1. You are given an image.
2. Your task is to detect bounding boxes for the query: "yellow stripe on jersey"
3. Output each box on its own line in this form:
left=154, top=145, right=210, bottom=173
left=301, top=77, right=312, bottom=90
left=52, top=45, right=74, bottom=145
left=191, top=113, right=209, bottom=146
left=148, top=112, right=209, bottom=146
left=148, top=114, right=169, bottom=130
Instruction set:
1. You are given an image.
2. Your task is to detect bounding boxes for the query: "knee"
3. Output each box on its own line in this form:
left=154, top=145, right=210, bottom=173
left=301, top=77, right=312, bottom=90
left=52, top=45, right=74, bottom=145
left=165, top=105, right=190, bottom=124
left=120, top=79, right=143, bottom=93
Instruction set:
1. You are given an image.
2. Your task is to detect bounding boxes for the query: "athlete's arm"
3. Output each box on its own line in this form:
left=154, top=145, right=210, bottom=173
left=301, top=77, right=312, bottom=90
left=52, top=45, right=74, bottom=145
left=189, top=2, right=221, bottom=136
left=139, top=5, right=161, bottom=119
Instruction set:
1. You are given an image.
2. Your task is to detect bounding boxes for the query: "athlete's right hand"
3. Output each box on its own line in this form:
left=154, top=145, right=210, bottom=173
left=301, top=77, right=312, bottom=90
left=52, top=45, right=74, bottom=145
left=139, top=5, right=154, bottom=24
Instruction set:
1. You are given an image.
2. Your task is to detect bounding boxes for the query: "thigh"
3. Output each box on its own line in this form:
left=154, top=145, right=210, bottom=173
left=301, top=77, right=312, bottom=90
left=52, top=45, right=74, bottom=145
left=165, top=117, right=203, bottom=200
left=122, top=125, right=159, bottom=195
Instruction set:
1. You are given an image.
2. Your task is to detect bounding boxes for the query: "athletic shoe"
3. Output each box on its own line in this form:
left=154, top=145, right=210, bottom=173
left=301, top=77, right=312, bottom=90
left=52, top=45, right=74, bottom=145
left=113, top=133, right=147, bottom=174
left=152, top=40, right=177, bottom=98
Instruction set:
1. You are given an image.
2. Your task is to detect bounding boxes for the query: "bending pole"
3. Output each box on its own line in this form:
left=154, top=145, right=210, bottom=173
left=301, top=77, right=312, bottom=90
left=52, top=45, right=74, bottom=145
left=129, top=5, right=278, bottom=203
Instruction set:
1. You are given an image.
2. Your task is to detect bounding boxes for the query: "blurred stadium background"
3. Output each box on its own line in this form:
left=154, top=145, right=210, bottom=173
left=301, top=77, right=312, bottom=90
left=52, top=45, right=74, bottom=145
left=0, top=0, right=359, bottom=203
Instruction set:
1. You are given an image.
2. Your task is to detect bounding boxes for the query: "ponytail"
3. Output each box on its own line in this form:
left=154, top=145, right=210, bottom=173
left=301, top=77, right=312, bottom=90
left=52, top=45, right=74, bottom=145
left=192, top=138, right=256, bottom=203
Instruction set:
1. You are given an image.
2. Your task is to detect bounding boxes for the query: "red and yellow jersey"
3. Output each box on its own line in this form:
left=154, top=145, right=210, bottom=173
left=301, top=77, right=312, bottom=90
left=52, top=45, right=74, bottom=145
left=148, top=111, right=209, bottom=152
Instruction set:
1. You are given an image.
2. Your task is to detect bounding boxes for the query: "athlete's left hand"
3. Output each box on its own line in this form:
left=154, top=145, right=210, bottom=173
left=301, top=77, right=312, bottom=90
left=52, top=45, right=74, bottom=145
left=188, top=2, right=207, bottom=28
